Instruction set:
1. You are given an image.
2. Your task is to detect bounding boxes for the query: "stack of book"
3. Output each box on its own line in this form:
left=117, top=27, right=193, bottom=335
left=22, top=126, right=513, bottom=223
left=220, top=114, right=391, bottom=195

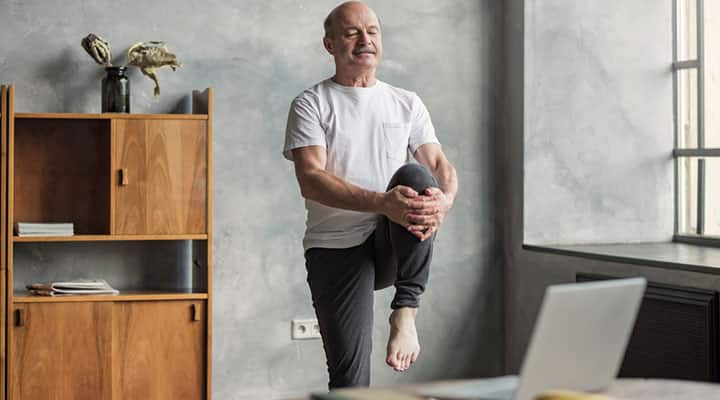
left=15, top=222, right=74, bottom=237
left=26, top=279, right=119, bottom=296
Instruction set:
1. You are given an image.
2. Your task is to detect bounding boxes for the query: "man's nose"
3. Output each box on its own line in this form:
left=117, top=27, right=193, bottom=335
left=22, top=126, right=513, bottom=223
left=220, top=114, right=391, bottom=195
left=358, top=31, right=372, bottom=45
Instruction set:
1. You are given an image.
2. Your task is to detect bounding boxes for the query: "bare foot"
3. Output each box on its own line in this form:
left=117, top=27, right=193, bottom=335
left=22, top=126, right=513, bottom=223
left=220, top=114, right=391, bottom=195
left=386, top=307, right=420, bottom=372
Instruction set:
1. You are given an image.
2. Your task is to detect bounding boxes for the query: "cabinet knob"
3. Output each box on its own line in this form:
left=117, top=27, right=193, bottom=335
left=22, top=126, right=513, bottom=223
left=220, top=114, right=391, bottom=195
left=119, top=168, right=129, bottom=186
left=15, top=309, right=24, bottom=327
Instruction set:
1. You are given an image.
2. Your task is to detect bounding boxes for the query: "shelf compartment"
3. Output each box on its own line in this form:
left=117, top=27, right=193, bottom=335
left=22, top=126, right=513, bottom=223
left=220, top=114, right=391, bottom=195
left=13, top=240, right=209, bottom=296
left=15, top=113, right=208, bottom=120
left=13, top=289, right=208, bottom=303
left=13, top=118, right=111, bottom=234
left=13, top=234, right=208, bottom=242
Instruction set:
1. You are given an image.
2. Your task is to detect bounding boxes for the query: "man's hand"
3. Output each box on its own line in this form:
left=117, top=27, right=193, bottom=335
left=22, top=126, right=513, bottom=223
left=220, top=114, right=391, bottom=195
left=405, top=187, right=453, bottom=241
left=382, top=185, right=420, bottom=227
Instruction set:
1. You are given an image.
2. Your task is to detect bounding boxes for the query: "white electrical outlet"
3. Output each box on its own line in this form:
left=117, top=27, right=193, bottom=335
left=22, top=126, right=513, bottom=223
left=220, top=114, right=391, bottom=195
left=291, top=318, right=321, bottom=340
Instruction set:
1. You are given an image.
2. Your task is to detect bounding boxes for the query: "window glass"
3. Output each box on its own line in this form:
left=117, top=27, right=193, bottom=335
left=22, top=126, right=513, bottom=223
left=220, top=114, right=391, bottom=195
left=704, top=0, right=720, bottom=147
left=678, top=156, right=698, bottom=234
left=678, top=68, right=699, bottom=148
left=678, top=0, right=698, bottom=61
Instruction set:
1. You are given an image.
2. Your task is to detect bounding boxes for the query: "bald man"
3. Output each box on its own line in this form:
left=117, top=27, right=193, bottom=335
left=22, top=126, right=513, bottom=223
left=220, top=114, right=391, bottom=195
left=283, top=1, right=458, bottom=389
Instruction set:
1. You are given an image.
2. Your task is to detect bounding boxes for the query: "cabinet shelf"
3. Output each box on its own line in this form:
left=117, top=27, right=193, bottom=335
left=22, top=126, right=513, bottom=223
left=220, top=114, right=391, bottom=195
left=13, top=234, right=208, bottom=242
left=13, top=289, right=208, bottom=303
left=15, top=112, right=208, bottom=120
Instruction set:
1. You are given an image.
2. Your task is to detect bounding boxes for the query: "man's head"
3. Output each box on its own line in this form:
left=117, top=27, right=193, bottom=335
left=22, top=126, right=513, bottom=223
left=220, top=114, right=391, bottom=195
left=323, top=1, right=383, bottom=76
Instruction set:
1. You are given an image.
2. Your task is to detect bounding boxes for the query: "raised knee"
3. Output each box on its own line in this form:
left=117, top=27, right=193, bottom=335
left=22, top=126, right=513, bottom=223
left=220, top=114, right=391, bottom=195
left=397, top=164, right=429, bottom=178
left=388, top=164, right=437, bottom=192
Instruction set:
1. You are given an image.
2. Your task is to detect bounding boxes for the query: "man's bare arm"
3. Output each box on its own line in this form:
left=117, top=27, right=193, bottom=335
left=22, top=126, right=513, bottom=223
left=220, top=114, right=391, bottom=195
left=414, top=143, right=458, bottom=205
left=292, top=146, right=424, bottom=231
left=407, top=143, right=459, bottom=240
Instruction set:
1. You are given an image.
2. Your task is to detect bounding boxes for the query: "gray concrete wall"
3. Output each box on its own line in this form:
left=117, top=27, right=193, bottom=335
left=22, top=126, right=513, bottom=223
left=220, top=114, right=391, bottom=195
left=523, top=0, right=674, bottom=245
left=0, top=1, right=502, bottom=398
left=501, top=0, right=720, bottom=373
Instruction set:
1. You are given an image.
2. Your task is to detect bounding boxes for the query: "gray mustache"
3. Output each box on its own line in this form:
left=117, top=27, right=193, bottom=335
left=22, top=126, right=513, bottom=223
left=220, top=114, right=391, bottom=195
left=353, top=46, right=376, bottom=54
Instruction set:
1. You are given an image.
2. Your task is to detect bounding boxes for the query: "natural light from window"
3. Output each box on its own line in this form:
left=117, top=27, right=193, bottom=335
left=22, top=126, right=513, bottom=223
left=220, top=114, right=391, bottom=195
left=676, top=0, right=720, bottom=237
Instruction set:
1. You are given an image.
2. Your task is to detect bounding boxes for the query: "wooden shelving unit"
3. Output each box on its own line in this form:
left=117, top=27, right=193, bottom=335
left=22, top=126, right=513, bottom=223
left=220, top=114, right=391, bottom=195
left=0, top=84, right=214, bottom=400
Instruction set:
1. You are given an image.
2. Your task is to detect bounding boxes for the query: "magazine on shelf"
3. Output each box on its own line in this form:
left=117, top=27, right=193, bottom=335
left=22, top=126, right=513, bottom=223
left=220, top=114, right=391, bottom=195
left=15, top=222, right=74, bottom=237
left=26, top=279, right=119, bottom=296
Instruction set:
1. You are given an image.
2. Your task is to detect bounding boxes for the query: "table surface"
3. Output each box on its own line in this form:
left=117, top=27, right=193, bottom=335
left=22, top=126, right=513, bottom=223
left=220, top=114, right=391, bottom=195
left=603, top=378, right=720, bottom=399
left=293, top=378, right=720, bottom=399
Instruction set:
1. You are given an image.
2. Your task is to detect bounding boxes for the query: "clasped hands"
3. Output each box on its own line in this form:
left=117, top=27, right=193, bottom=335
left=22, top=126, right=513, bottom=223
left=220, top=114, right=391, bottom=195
left=383, top=185, right=452, bottom=241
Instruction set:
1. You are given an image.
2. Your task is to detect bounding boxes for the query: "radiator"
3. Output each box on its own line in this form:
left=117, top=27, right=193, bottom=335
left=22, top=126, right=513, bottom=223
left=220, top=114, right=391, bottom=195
left=576, top=273, right=718, bottom=382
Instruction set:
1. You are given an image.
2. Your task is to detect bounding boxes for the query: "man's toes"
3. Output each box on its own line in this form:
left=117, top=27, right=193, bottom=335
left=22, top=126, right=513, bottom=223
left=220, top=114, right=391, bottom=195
left=393, top=353, right=405, bottom=371
left=387, top=350, right=400, bottom=368
left=402, top=353, right=410, bottom=370
left=411, top=352, right=419, bottom=363
left=396, top=354, right=404, bottom=371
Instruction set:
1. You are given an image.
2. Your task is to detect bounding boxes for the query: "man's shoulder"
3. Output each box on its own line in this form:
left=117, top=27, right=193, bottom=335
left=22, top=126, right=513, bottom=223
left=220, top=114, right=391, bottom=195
left=378, top=80, right=415, bottom=97
left=294, top=80, right=331, bottom=102
left=378, top=81, right=420, bottom=103
left=377, top=80, right=423, bottom=108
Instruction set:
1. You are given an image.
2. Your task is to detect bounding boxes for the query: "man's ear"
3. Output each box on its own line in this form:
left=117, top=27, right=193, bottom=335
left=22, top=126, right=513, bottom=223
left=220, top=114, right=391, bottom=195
left=323, top=37, right=334, bottom=55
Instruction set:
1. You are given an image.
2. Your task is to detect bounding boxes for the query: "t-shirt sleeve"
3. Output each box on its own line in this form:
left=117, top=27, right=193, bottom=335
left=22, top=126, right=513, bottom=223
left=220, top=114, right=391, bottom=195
left=283, top=94, right=326, bottom=161
left=408, top=94, right=441, bottom=155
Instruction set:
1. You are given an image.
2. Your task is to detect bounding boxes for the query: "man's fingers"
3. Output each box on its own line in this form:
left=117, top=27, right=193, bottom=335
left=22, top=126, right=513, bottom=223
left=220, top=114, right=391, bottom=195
left=424, top=187, right=443, bottom=196
left=407, top=214, right=439, bottom=226
left=406, top=225, right=426, bottom=239
left=419, top=227, right=436, bottom=241
left=407, top=224, right=426, bottom=232
left=407, top=199, right=439, bottom=210
left=396, top=185, right=418, bottom=198
left=406, top=223, right=437, bottom=241
left=408, top=207, right=439, bottom=216
left=406, top=200, right=425, bottom=209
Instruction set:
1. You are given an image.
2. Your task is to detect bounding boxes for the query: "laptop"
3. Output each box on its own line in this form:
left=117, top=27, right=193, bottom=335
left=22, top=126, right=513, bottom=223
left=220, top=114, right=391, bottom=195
left=417, top=277, right=647, bottom=400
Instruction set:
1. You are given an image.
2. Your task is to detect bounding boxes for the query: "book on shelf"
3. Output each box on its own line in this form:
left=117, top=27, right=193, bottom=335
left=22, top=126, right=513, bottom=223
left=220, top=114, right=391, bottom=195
left=26, top=279, right=119, bottom=296
left=15, top=222, right=74, bottom=237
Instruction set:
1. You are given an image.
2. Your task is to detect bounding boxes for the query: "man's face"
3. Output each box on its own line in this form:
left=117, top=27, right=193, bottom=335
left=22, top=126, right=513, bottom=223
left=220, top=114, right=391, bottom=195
left=324, top=4, right=383, bottom=73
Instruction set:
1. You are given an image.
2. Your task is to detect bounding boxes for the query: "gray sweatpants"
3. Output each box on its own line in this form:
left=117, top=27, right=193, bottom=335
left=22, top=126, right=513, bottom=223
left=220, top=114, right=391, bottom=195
left=304, top=164, right=439, bottom=389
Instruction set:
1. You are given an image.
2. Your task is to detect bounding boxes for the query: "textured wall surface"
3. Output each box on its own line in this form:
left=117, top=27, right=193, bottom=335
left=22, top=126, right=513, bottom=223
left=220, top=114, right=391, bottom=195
left=0, top=1, right=502, bottom=398
left=501, top=0, right=720, bottom=373
left=523, top=0, right=674, bottom=244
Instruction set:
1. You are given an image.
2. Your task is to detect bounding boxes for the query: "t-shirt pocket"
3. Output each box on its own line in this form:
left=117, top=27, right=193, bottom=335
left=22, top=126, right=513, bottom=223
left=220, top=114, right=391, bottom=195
left=382, top=122, right=410, bottom=161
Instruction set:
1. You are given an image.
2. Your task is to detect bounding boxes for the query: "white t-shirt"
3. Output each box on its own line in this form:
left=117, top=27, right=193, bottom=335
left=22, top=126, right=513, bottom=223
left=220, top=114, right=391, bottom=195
left=283, top=79, right=440, bottom=250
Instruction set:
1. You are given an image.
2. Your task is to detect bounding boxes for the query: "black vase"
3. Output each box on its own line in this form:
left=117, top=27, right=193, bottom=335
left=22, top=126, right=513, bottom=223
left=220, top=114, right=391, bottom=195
left=101, top=66, right=130, bottom=113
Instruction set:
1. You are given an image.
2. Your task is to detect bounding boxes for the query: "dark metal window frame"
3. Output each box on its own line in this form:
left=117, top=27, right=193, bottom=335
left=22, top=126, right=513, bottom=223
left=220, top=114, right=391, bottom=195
left=673, top=0, right=720, bottom=243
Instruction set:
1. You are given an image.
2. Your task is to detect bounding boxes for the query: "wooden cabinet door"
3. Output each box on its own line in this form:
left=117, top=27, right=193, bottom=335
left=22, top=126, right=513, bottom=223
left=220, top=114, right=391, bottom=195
left=113, top=119, right=207, bottom=235
left=9, top=302, right=113, bottom=400
left=112, top=300, right=206, bottom=400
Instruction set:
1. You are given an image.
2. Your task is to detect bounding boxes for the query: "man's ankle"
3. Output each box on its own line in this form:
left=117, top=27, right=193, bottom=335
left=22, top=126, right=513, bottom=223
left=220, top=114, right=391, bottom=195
left=390, top=307, right=418, bottom=323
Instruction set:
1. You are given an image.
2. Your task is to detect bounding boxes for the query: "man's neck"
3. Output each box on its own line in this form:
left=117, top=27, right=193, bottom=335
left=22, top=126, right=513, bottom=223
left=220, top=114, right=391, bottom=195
left=332, top=70, right=377, bottom=87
